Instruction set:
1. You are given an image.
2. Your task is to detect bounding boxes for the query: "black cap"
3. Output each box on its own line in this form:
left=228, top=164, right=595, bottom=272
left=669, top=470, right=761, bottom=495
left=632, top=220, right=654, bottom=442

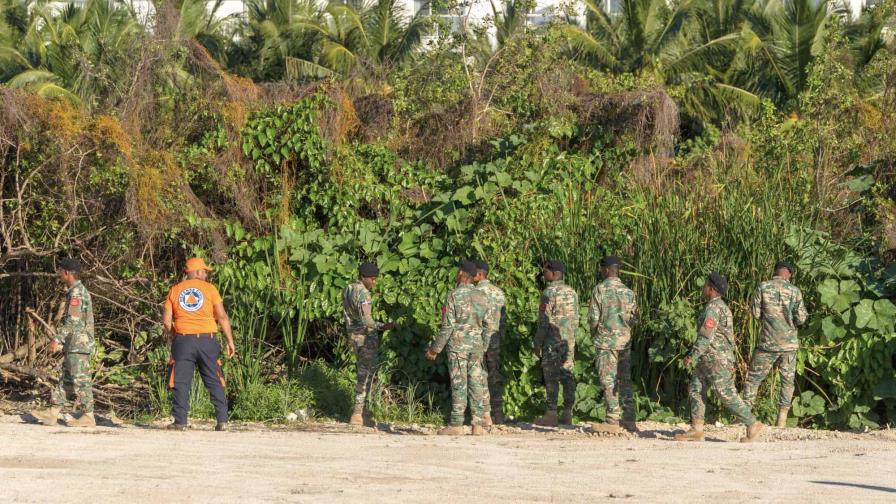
left=774, top=260, right=794, bottom=274
left=600, top=255, right=621, bottom=267
left=474, top=260, right=489, bottom=273
left=706, top=272, right=727, bottom=297
left=59, top=258, right=81, bottom=273
left=544, top=260, right=565, bottom=273
left=460, top=260, right=478, bottom=277
left=359, top=262, right=379, bottom=278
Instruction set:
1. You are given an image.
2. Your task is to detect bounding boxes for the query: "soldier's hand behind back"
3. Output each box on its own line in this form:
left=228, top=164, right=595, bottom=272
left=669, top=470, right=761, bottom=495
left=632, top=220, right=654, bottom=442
left=49, top=340, right=61, bottom=353
left=425, top=349, right=437, bottom=361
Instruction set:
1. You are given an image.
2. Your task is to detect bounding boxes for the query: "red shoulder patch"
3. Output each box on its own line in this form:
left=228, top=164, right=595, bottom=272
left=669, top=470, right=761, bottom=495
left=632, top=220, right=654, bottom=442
left=70, top=298, right=81, bottom=306
left=441, top=305, right=447, bottom=315
left=704, top=317, right=716, bottom=329
left=539, top=303, right=547, bottom=313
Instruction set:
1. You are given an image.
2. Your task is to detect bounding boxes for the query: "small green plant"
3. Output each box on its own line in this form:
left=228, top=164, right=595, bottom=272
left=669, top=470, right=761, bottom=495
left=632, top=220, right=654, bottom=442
left=230, top=381, right=315, bottom=422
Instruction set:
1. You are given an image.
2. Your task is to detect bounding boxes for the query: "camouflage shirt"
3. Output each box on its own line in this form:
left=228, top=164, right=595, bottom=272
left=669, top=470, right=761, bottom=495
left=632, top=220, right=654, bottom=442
left=690, top=296, right=735, bottom=364
left=751, top=276, right=808, bottom=352
left=432, top=283, right=495, bottom=354
left=342, top=280, right=384, bottom=335
left=54, top=280, right=95, bottom=354
left=534, top=279, right=579, bottom=349
left=588, top=277, right=638, bottom=350
left=475, top=280, right=506, bottom=346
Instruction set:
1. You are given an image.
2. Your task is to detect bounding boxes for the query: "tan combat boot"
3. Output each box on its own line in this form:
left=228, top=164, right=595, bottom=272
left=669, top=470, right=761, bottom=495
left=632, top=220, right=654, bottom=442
left=482, top=412, right=493, bottom=427
left=674, top=421, right=705, bottom=442
left=534, top=410, right=558, bottom=427
left=560, top=407, right=573, bottom=425
left=740, top=421, right=765, bottom=443
left=66, top=413, right=96, bottom=428
left=591, top=419, right=623, bottom=434
left=492, top=411, right=505, bottom=425
left=349, top=408, right=364, bottom=426
left=438, top=425, right=465, bottom=435
left=776, top=407, right=789, bottom=428
left=31, top=407, right=61, bottom=426
left=471, top=424, right=487, bottom=436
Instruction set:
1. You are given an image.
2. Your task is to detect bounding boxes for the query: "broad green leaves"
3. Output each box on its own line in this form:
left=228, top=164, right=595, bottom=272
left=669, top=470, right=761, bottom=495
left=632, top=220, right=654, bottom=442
left=811, top=259, right=896, bottom=332
left=241, top=97, right=328, bottom=181
left=853, top=299, right=896, bottom=331
left=787, top=225, right=896, bottom=429
left=817, top=279, right=859, bottom=312
left=451, top=186, right=475, bottom=205
left=791, top=391, right=825, bottom=418
left=820, top=316, right=846, bottom=342
left=844, top=174, right=874, bottom=193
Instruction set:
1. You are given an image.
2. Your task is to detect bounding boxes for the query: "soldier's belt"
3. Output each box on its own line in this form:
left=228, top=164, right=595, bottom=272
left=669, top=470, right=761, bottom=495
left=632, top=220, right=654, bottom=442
left=175, top=332, right=216, bottom=338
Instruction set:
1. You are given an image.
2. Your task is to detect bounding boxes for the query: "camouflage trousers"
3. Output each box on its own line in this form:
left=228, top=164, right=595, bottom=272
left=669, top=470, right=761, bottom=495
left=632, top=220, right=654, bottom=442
left=350, top=332, right=379, bottom=414
left=542, top=341, right=575, bottom=412
left=596, top=347, right=635, bottom=423
left=482, top=337, right=503, bottom=415
left=51, top=352, right=94, bottom=414
left=447, top=351, right=487, bottom=426
left=743, top=350, right=797, bottom=409
left=689, top=357, right=755, bottom=426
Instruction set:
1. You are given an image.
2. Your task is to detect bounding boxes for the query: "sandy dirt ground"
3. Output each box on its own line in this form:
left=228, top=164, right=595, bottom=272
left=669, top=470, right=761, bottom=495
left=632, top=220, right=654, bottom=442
left=1, top=413, right=895, bottom=504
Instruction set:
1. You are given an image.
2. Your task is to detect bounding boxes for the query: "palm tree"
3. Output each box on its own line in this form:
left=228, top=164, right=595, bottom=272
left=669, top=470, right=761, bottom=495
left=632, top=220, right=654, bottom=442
left=0, top=0, right=143, bottom=106
left=730, top=0, right=835, bottom=107
left=842, top=1, right=890, bottom=72
left=292, top=0, right=432, bottom=82
left=491, top=0, right=530, bottom=48
left=729, top=0, right=889, bottom=108
left=562, top=0, right=760, bottom=124
left=0, top=0, right=25, bottom=69
left=175, top=0, right=235, bottom=63
left=227, top=0, right=326, bottom=81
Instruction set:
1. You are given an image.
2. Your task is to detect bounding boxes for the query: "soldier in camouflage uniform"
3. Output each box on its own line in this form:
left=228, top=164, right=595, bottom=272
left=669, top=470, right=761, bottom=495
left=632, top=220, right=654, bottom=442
left=474, top=260, right=507, bottom=425
left=31, top=258, right=97, bottom=428
left=588, top=256, right=638, bottom=433
left=342, top=262, right=395, bottom=427
left=533, top=260, right=579, bottom=427
left=676, top=273, right=764, bottom=442
left=426, top=261, right=496, bottom=435
left=743, top=261, right=808, bottom=427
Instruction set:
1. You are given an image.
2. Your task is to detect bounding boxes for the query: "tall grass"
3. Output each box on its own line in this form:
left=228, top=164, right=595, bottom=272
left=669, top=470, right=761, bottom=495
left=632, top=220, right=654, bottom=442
left=499, top=147, right=821, bottom=418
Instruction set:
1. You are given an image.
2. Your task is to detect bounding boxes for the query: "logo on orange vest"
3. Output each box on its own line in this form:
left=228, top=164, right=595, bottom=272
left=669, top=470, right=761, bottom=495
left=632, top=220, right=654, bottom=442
left=179, top=287, right=204, bottom=312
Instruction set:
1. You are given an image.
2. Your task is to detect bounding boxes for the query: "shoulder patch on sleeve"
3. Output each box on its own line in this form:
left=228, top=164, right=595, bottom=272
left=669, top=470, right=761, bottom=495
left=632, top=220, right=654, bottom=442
left=70, top=298, right=81, bottom=306
left=539, top=303, right=547, bottom=313
left=704, top=317, right=716, bottom=329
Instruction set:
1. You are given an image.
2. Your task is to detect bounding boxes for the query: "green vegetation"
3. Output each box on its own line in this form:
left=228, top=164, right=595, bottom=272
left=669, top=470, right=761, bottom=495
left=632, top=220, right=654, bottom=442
left=1, top=0, right=895, bottom=429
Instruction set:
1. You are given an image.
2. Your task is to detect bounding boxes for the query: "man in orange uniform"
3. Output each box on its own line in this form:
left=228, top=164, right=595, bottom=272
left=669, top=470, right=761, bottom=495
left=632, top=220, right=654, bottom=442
left=162, top=257, right=236, bottom=431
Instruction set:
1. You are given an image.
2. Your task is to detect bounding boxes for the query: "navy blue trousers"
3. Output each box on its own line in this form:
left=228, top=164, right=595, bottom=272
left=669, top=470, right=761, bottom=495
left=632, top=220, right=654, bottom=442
left=168, top=335, right=228, bottom=424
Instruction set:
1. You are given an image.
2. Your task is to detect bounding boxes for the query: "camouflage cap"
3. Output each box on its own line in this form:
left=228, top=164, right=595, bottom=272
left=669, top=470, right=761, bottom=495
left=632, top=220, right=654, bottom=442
left=774, top=260, right=794, bottom=274
left=459, top=260, right=478, bottom=277
left=707, top=272, right=728, bottom=297
left=544, top=259, right=565, bottom=273
left=600, top=255, right=621, bottom=267
left=359, top=262, right=379, bottom=278
left=59, top=258, right=81, bottom=273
